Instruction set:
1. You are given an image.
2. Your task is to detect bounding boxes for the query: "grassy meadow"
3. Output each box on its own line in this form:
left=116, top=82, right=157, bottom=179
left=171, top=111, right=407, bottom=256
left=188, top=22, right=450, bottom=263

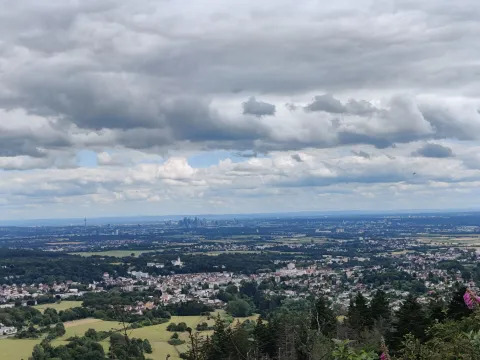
left=69, top=249, right=158, bottom=257
left=0, top=311, right=258, bottom=360
left=34, top=301, right=83, bottom=313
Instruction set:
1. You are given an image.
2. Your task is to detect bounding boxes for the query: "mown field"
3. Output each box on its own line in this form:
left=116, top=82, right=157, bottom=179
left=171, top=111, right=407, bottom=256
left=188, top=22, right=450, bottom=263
left=34, top=301, right=83, bottom=313
left=191, top=250, right=262, bottom=256
left=0, top=339, right=50, bottom=360
left=69, top=249, right=158, bottom=257
left=418, top=234, right=480, bottom=247
left=277, top=236, right=327, bottom=245
left=0, top=312, right=258, bottom=360
left=0, top=338, right=110, bottom=360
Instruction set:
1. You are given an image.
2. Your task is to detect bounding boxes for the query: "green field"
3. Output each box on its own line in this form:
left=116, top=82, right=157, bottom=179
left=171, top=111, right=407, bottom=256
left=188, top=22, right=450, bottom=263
left=56, top=315, right=215, bottom=360
left=0, top=339, right=109, bottom=360
left=35, top=301, right=83, bottom=313
left=191, top=250, right=302, bottom=256
left=60, top=319, right=125, bottom=338
left=277, top=236, right=326, bottom=244
left=418, top=234, right=480, bottom=247
left=70, top=249, right=158, bottom=257
left=2, top=339, right=47, bottom=360
left=191, top=250, right=262, bottom=256
left=0, top=339, right=42, bottom=360
left=0, top=312, right=258, bottom=360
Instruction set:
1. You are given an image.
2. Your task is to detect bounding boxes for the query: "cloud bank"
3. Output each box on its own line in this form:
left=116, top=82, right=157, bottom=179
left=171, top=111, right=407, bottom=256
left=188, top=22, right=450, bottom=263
left=1, top=0, right=480, bottom=219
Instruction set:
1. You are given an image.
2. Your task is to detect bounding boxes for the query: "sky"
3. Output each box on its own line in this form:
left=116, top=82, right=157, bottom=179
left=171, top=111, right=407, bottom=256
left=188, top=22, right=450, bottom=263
left=2, top=0, right=480, bottom=220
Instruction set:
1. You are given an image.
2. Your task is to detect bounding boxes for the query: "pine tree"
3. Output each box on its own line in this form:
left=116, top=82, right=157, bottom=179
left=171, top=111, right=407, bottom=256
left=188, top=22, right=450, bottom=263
left=206, top=314, right=231, bottom=360
left=447, top=286, right=472, bottom=321
left=426, top=298, right=446, bottom=324
left=347, top=293, right=373, bottom=334
left=254, top=316, right=272, bottom=357
left=310, top=295, right=336, bottom=337
left=370, top=290, right=391, bottom=323
left=31, top=344, right=47, bottom=360
left=228, top=321, right=253, bottom=360
left=390, top=295, right=428, bottom=349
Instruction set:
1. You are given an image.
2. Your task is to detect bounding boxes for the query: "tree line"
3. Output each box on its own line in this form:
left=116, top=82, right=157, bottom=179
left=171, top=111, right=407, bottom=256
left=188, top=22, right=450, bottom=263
left=180, top=286, right=480, bottom=359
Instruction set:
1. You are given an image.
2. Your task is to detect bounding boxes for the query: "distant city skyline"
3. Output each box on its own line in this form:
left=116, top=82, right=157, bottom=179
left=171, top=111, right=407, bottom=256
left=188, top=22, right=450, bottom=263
left=2, top=207, right=480, bottom=226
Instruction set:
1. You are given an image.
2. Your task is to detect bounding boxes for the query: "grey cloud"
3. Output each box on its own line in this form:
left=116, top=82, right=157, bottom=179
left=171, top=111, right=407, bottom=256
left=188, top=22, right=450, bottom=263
left=274, top=171, right=410, bottom=188
left=462, top=153, right=480, bottom=170
left=285, top=103, right=298, bottom=111
left=242, top=97, right=276, bottom=117
left=165, top=99, right=268, bottom=142
left=0, top=156, right=51, bottom=170
left=0, top=1, right=480, bottom=161
left=0, top=155, right=77, bottom=171
left=345, top=99, right=378, bottom=116
left=305, top=95, right=380, bottom=116
left=291, top=154, right=303, bottom=162
left=419, top=103, right=480, bottom=140
left=305, top=94, right=345, bottom=113
left=0, top=137, right=46, bottom=158
left=351, top=150, right=371, bottom=159
left=1, top=0, right=479, bottom=102
left=412, top=143, right=454, bottom=158
left=337, top=132, right=393, bottom=149
left=0, top=127, right=72, bottom=158
left=234, top=151, right=258, bottom=158
left=111, top=98, right=271, bottom=150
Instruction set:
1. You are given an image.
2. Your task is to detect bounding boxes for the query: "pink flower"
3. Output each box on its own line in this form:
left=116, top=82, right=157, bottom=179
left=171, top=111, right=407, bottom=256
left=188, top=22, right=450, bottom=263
left=380, top=353, right=387, bottom=360
left=464, top=292, right=474, bottom=309
left=464, top=290, right=480, bottom=309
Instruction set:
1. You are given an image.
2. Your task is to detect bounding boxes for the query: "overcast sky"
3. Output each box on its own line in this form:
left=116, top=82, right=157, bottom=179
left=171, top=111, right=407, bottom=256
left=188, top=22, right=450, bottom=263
left=2, top=0, right=480, bottom=220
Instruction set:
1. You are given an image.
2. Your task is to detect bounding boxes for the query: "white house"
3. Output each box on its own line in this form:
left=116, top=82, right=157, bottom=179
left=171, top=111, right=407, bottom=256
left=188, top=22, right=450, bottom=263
left=171, top=257, right=183, bottom=267
left=0, top=323, right=17, bottom=336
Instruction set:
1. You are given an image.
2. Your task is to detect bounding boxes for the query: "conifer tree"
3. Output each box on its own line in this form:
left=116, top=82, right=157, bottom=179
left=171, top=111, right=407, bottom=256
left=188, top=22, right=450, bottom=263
left=205, top=314, right=231, bottom=360
left=310, top=295, right=336, bottom=337
left=370, top=290, right=391, bottom=323
left=390, top=295, right=428, bottom=349
left=347, top=292, right=373, bottom=333
left=426, top=298, right=446, bottom=324
left=254, top=316, right=274, bottom=357
left=447, top=286, right=472, bottom=321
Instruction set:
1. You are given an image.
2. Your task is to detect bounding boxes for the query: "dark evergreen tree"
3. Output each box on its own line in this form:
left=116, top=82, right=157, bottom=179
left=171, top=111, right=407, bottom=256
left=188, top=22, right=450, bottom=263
left=54, top=322, right=66, bottom=337
left=370, top=290, right=391, bottom=323
left=390, top=295, right=429, bottom=349
left=109, top=332, right=146, bottom=360
left=205, top=315, right=231, bottom=360
left=447, top=286, right=472, bottom=321
left=253, top=316, right=272, bottom=357
left=310, top=295, right=336, bottom=337
left=30, top=337, right=105, bottom=360
left=143, top=339, right=153, bottom=354
left=85, top=328, right=98, bottom=340
left=229, top=321, right=252, bottom=360
left=347, top=292, right=373, bottom=333
left=427, top=298, right=447, bottom=324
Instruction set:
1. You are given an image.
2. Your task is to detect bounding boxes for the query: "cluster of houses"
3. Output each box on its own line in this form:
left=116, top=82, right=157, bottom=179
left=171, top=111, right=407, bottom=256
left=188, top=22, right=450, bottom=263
left=1, top=242, right=479, bottom=320
left=0, top=323, right=16, bottom=336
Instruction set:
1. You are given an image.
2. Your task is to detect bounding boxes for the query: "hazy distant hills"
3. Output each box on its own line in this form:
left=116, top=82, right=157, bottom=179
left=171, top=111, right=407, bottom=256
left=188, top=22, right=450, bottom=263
left=1, top=208, right=480, bottom=226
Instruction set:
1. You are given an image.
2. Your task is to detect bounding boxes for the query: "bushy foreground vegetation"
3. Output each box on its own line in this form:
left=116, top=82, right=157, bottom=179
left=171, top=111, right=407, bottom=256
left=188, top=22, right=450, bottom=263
left=29, top=331, right=152, bottom=360
left=178, top=286, right=480, bottom=360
